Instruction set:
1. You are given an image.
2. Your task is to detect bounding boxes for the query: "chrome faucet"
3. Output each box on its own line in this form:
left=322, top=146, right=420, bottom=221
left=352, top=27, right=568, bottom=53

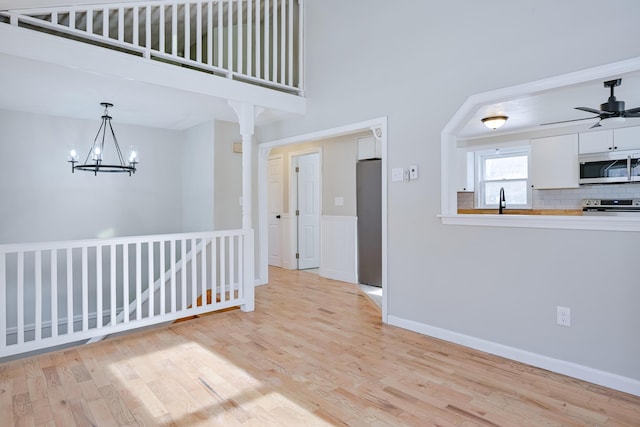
left=499, top=187, right=506, bottom=214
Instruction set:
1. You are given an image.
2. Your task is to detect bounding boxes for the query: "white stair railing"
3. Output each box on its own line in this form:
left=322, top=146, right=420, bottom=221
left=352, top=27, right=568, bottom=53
left=0, top=0, right=303, bottom=95
left=0, top=229, right=254, bottom=358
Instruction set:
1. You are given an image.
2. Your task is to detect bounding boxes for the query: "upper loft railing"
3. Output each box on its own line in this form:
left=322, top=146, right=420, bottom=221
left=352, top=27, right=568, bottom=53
left=0, top=0, right=303, bottom=95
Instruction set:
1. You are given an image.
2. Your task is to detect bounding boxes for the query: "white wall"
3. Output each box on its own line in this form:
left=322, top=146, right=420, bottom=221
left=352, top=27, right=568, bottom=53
left=213, top=120, right=242, bottom=230
left=0, top=109, right=183, bottom=244
left=182, top=120, right=215, bottom=232
left=256, top=1, right=640, bottom=387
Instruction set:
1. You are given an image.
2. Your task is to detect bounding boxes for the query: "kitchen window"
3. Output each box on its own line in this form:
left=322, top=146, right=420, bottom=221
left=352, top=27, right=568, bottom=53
left=476, top=147, right=531, bottom=208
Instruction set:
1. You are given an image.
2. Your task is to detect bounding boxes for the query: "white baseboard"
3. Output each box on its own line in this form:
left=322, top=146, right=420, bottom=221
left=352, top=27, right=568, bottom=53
left=387, top=315, right=640, bottom=397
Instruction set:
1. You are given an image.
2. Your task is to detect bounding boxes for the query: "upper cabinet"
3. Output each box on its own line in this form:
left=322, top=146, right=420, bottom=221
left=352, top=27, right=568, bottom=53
left=613, top=126, right=640, bottom=151
left=357, top=136, right=381, bottom=160
left=530, top=134, right=579, bottom=189
left=579, top=126, right=640, bottom=154
left=454, top=149, right=474, bottom=192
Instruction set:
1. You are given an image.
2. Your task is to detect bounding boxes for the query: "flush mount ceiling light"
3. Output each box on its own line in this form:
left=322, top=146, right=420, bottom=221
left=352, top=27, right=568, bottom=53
left=68, top=102, right=138, bottom=176
left=481, top=115, right=509, bottom=130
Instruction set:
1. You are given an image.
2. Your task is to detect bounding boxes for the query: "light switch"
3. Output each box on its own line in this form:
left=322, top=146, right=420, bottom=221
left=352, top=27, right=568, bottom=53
left=392, top=167, right=404, bottom=182
left=334, top=196, right=344, bottom=206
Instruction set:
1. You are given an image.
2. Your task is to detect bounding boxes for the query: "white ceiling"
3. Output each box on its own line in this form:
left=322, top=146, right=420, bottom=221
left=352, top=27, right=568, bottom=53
left=458, top=70, right=640, bottom=140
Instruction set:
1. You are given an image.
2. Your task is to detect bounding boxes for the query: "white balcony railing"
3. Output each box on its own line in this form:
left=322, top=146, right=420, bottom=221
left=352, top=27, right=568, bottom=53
left=0, top=229, right=254, bottom=358
left=0, top=0, right=303, bottom=94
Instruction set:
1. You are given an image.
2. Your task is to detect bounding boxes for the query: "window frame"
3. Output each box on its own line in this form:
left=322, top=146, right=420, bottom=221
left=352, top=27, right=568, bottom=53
left=475, top=146, right=532, bottom=209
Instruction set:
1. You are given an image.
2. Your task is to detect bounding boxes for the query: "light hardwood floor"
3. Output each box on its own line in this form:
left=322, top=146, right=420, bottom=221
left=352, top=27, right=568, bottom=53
left=2, top=267, right=639, bottom=426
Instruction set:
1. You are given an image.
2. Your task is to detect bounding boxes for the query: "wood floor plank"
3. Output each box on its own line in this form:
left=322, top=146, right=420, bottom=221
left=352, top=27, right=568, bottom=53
left=1, top=266, right=639, bottom=426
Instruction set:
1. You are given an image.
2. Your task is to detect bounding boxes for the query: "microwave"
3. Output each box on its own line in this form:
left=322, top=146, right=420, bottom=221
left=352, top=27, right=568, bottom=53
left=579, top=151, right=640, bottom=185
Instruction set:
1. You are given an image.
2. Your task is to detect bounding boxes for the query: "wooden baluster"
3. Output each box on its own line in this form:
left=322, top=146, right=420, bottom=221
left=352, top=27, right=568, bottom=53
left=160, top=240, right=166, bottom=315
left=51, top=249, right=58, bottom=338
left=264, top=0, right=270, bottom=81
left=103, top=7, right=109, bottom=38
left=212, top=237, right=218, bottom=304
left=238, top=235, right=244, bottom=301
left=227, top=0, right=233, bottom=74
left=86, top=8, right=93, bottom=35
left=69, top=9, right=76, bottom=30
left=170, top=240, right=176, bottom=313
left=272, top=0, right=277, bottom=83
left=247, top=0, right=253, bottom=76
left=184, top=2, right=190, bottom=60
left=133, top=5, right=139, bottom=46
left=297, top=0, right=303, bottom=90
left=256, top=0, right=261, bottom=79
left=220, top=236, right=226, bottom=303
left=148, top=241, right=154, bottom=318
left=196, top=1, right=202, bottom=63
left=35, top=250, right=42, bottom=341
left=288, top=0, right=293, bottom=86
left=96, top=245, right=102, bottom=328
left=82, top=246, right=88, bottom=331
left=280, top=0, right=285, bottom=84
left=123, top=244, right=129, bottom=323
left=118, top=7, right=124, bottom=41
left=136, top=242, right=142, bottom=321
left=181, top=239, right=187, bottom=311
left=159, top=5, right=165, bottom=53
left=191, top=238, right=197, bottom=308
left=172, top=3, right=178, bottom=56
left=207, top=1, right=213, bottom=66
left=145, top=5, right=151, bottom=58
left=237, top=0, right=243, bottom=74
left=110, top=244, right=116, bottom=325
left=217, top=0, right=223, bottom=67
left=0, top=253, right=5, bottom=347
left=17, top=252, right=24, bottom=344
left=201, top=238, right=207, bottom=307
left=66, top=248, right=73, bottom=334
left=229, top=235, right=235, bottom=300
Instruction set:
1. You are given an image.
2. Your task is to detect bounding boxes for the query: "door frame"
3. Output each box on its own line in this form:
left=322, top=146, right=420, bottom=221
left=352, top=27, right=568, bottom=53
left=257, top=116, right=388, bottom=323
left=289, top=148, right=322, bottom=270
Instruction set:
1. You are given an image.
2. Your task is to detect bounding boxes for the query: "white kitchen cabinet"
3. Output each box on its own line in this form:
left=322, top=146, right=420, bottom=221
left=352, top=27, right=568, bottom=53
left=579, top=129, right=614, bottom=154
left=613, top=126, right=640, bottom=151
left=357, top=136, right=381, bottom=160
left=530, top=134, right=579, bottom=189
left=579, top=126, right=640, bottom=153
left=454, top=149, right=474, bottom=192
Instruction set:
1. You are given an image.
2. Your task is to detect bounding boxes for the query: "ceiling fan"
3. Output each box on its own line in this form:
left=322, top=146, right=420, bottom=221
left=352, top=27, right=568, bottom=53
left=541, top=79, right=640, bottom=128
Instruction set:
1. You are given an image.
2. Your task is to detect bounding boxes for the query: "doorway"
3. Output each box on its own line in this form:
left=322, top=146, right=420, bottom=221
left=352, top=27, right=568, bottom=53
left=291, top=152, right=321, bottom=270
left=258, top=116, right=388, bottom=322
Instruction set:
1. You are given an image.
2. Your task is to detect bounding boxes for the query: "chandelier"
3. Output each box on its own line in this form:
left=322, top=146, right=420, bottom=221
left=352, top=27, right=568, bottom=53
left=68, top=102, right=138, bottom=176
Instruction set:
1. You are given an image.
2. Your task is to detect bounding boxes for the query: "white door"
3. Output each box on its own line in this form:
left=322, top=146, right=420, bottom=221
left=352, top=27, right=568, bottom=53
left=268, top=156, right=283, bottom=267
left=295, top=153, right=320, bottom=270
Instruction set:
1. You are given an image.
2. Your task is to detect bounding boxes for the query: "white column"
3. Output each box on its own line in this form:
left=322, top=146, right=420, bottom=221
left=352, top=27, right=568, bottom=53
left=229, top=101, right=263, bottom=230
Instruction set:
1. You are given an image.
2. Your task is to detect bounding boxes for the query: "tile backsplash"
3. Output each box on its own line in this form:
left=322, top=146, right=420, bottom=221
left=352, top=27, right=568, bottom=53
left=533, top=184, right=640, bottom=209
left=457, top=184, right=640, bottom=210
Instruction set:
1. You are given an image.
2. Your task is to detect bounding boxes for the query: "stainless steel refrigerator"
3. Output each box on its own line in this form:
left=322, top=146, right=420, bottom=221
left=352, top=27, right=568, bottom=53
left=356, top=158, right=382, bottom=287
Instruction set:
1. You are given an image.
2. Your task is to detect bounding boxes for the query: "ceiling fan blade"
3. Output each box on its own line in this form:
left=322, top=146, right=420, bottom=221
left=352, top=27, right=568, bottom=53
left=590, top=121, right=602, bottom=129
left=624, top=107, right=640, bottom=114
left=575, top=106, right=607, bottom=115
left=624, top=112, right=640, bottom=118
left=540, top=116, right=597, bottom=126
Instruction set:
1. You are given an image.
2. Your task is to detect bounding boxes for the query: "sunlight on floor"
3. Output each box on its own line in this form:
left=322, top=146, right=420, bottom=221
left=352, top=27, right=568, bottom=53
left=106, top=341, right=334, bottom=425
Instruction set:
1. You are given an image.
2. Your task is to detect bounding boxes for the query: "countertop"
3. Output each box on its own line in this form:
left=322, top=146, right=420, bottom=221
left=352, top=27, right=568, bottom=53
left=457, top=209, right=583, bottom=216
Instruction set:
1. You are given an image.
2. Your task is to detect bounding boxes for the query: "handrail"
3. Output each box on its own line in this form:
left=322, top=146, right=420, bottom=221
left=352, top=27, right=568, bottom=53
left=0, top=0, right=303, bottom=95
left=0, top=229, right=254, bottom=358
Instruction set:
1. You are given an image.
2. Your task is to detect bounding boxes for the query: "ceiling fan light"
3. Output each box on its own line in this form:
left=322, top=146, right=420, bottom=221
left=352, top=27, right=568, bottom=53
left=482, top=115, right=508, bottom=130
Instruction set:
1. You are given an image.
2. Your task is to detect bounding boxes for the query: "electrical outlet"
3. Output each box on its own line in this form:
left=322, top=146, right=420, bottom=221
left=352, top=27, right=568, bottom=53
left=557, top=306, right=571, bottom=327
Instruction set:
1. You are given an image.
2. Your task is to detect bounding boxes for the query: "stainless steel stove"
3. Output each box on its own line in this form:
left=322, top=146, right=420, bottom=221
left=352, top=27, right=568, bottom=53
left=582, top=199, right=640, bottom=216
